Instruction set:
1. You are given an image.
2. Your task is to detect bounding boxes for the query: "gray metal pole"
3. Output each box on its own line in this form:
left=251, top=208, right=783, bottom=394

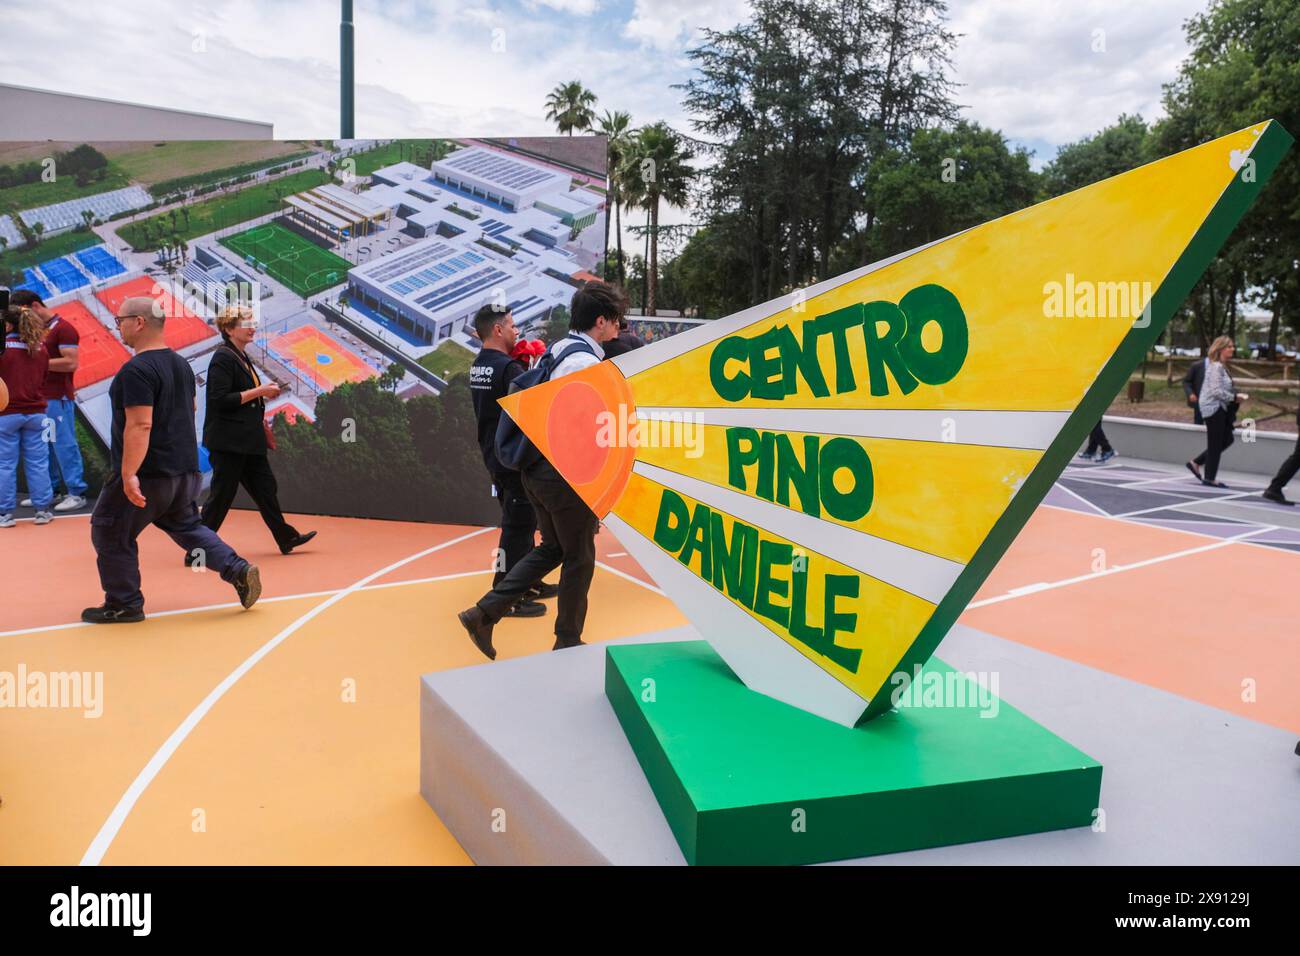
left=341, top=0, right=355, bottom=139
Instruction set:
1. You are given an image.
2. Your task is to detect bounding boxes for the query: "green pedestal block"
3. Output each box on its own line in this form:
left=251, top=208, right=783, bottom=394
left=605, top=641, right=1102, bottom=865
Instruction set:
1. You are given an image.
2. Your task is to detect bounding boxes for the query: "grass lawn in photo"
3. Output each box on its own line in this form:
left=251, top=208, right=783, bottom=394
left=220, top=220, right=352, bottom=297
left=417, top=339, right=476, bottom=380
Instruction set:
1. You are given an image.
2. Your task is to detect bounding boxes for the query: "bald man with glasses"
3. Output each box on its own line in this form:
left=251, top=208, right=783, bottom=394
left=84, top=296, right=261, bottom=623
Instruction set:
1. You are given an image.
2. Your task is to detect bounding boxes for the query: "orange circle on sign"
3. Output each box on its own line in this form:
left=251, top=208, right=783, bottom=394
left=546, top=381, right=611, bottom=485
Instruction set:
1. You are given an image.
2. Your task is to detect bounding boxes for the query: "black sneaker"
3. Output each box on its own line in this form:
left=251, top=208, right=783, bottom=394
left=504, top=600, right=546, bottom=618
left=233, top=564, right=262, bottom=609
left=552, top=636, right=586, bottom=650
left=527, top=582, right=560, bottom=600
left=1262, top=488, right=1294, bottom=506
left=458, top=606, right=496, bottom=660
left=279, top=530, right=317, bottom=555
left=82, top=603, right=145, bottom=624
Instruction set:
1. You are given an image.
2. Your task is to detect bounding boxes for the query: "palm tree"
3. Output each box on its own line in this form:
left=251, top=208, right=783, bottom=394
left=597, top=109, right=633, bottom=283
left=544, top=81, right=597, bottom=136
left=32, top=221, right=45, bottom=246
left=619, top=122, right=694, bottom=316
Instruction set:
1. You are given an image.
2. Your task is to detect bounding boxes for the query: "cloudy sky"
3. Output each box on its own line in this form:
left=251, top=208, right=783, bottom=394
left=1, top=0, right=1207, bottom=162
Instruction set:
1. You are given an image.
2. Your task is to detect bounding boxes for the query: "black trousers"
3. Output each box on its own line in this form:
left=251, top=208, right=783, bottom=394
left=491, top=469, right=538, bottom=587
left=91, top=472, right=247, bottom=611
left=1268, top=435, right=1300, bottom=493
left=477, top=461, right=598, bottom=645
left=201, top=449, right=299, bottom=549
left=1194, top=411, right=1234, bottom=466
left=1202, top=409, right=1233, bottom=481
left=1084, top=422, right=1111, bottom=455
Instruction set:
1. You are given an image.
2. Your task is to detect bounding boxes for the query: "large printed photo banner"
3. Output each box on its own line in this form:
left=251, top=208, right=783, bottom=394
left=502, top=120, right=1292, bottom=727
left=0, top=136, right=608, bottom=525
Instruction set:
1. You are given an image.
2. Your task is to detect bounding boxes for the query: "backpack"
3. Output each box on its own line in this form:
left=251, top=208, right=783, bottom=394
left=495, top=335, right=597, bottom=472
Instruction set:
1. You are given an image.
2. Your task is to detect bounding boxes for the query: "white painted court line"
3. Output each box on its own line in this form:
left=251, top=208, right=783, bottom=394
left=595, top=560, right=665, bottom=596
left=1040, top=500, right=1298, bottom=561
left=1114, top=489, right=1262, bottom=518
left=0, top=568, right=496, bottom=639
left=1050, top=481, right=1110, bottom=517
left=78, top=525, right=493, bottom=867
left=967, top=525, right=1274, bottom=610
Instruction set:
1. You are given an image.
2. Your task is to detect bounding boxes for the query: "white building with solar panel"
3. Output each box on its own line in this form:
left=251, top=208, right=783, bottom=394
left=345, top=145, right=606, bottom=349
left=345, top=235, right=582, bottom=348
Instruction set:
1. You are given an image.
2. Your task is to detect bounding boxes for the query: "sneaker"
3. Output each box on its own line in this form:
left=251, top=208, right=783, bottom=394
left=0, top=514, right=14, bottom=529
left=54, top=495, right=88, bottom=512
left=1262, top=488, right=1294, bottom=506
left=81, top=603, right=145, bottom=624
left=1097, top=449, right=1117, bottom=463
left=279, top=530, right=317, bottom=555
left=1076, top=451, right=1094, bottom=461
left=21, top=495, right=62, bottom=508
left=457, top=606, right=496, bottom=660
left=32, top=511, right=54, bottom=525
left=527, top=582, right=560, bottom=600
left=504, top=599, right=546, bottom=618
left=233, top=563, right=262, bottom=609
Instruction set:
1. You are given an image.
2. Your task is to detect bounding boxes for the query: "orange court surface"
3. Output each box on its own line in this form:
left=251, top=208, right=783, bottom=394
left=52, top=300, right=132, bottom=390
left=1, top=457, right=1297, bottom=865
left=266, top=324, right=377, bottom=392
left=94, top=275, right=217, bottom=352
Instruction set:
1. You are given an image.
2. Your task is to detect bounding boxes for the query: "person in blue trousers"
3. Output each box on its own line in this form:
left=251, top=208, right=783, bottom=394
left=10, top=290, right=88, bottom=511
left=0, top=303, right=55, bottom=528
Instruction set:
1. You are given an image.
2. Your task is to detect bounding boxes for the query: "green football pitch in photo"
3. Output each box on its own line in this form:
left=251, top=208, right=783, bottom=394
left=220, top=221, right=352, bottom=297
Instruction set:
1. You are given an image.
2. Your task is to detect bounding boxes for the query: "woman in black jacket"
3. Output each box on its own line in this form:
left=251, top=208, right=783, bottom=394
left=200, top=305, right=315, bottom=554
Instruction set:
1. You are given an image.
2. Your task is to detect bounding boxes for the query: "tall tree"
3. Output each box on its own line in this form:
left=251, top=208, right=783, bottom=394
left=1040, top=114, right=1152, bottom=197
left=597, top=109, right=633, bottom=284
left=866, top=121, right=1038, bottom=258
left=1153, top=0, right=1300, bottom=353
left=544, top=81, right=598, bottom=136
left=619, top=123, right=695, bottom=316
left=680, top=0, right=957, bottom=313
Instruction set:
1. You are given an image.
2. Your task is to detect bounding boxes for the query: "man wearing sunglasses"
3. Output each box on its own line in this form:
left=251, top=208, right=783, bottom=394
left=84, top=295, right=261, bottom=623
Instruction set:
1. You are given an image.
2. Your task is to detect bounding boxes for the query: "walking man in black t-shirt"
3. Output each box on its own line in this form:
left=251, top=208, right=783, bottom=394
left=84, top=296, right=261, bottom=623
left=468, top=305, right=554, bottom=618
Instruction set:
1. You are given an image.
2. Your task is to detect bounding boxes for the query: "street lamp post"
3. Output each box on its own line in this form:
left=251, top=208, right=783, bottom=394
left=341, top=0, right=355, bottom=139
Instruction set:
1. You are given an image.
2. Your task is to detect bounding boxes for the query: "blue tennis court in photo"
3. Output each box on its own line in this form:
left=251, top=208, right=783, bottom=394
left=17, top=268, right=52, bottom=300
left=75, top=245, right=128, bottom=280
left=38, top=256, right=91, bottom=293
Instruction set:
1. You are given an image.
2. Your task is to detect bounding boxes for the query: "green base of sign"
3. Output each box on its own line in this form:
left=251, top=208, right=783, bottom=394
left=605, top=641, right=1102, bottom=865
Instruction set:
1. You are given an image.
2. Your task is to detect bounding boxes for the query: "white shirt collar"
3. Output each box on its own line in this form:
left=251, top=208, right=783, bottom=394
left=570, top=330, right=605, bottom=360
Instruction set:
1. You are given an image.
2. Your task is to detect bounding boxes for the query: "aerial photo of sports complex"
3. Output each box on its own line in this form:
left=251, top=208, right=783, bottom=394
left=0, top=137, right=608, bottom=483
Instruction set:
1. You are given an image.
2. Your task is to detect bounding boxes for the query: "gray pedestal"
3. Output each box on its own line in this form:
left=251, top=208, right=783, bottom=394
left=419, top=625, right=1300, bottom=865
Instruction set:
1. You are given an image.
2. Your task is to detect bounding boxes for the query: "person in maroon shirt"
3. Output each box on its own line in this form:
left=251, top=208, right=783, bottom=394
left=0, top=304, right=55, bottom=526
left=9, top=290, right=87, bottom=511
